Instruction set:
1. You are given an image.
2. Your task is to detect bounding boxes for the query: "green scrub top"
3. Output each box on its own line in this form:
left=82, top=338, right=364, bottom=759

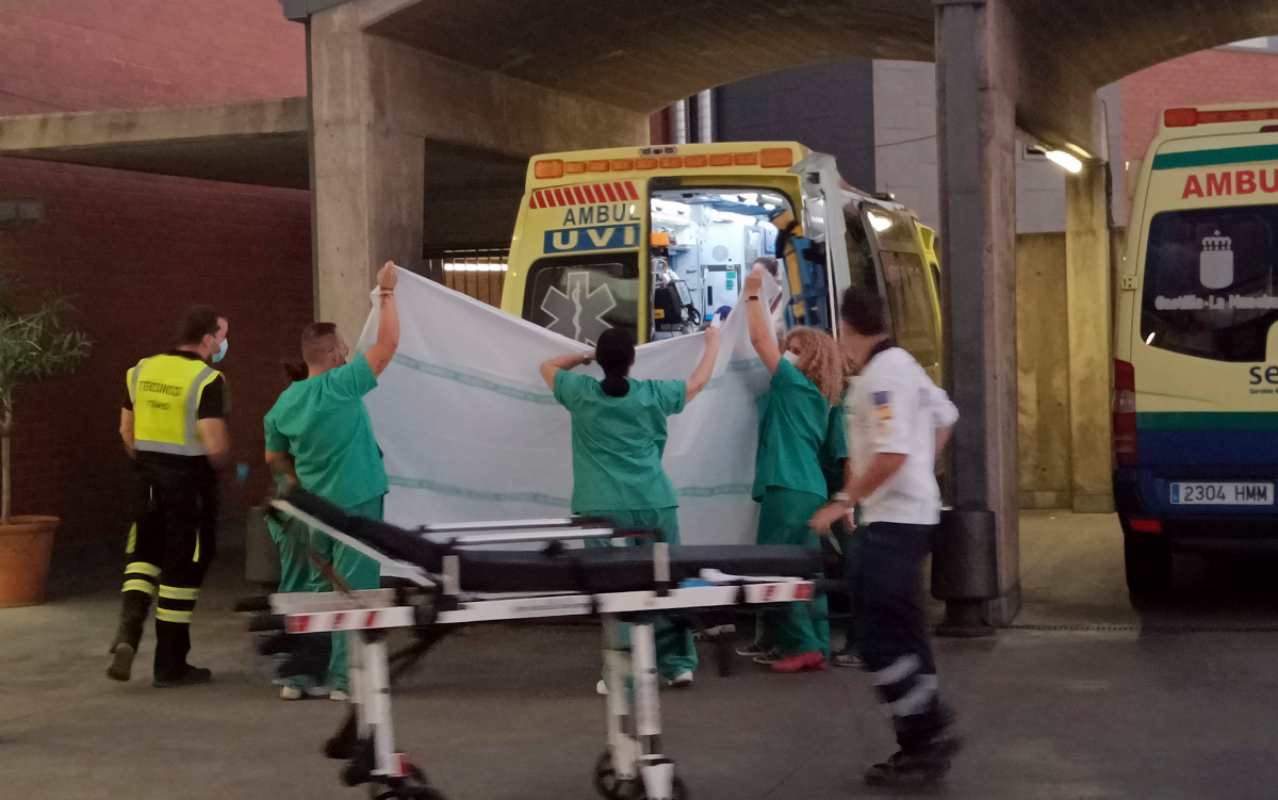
left=553, top=370, right=686, bottom=513
left=752, top=358, right=848, bottom=501
left=264, top=353, right=389, bottom=509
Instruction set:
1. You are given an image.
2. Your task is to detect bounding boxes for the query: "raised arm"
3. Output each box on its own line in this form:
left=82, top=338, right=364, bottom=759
left=364, top=261, right=400, bottom=377
left=684, top=325, right=720, bottom=403
left=540, top=352, right=592, bottom=390
left=744, top=266, right=782, bottom=374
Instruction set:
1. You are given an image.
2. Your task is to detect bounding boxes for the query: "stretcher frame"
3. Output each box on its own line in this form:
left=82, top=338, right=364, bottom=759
left=268, top=499, right=817, bottom=800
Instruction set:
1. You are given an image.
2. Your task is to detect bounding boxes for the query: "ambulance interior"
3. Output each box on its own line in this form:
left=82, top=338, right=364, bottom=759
left=648, top=188, right=790, bottom=339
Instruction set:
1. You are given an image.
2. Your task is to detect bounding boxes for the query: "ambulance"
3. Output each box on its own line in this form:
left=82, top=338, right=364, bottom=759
left=1114, top=103, right=1278, bottom=598
left=498, top=142, right=943, bottom=379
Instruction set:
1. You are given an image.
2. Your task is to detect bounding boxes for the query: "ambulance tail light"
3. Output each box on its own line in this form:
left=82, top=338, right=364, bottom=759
left=1114, top=359, right=1138, bottom=467
left=1128, top=518, right=1163, bottom=535
left=1164, top=106, right=1278, bottom=128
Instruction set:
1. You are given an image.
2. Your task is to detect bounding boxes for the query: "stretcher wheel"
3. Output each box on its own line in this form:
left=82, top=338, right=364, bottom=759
left=372, top=788, right=445, bottom=800
left=593, top=750, right=626, bottom=799
left=620, top=775, right=687, bottom=800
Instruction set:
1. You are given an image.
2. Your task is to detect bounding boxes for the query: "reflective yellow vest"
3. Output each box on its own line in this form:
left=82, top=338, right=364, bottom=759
left=126, top=354, right=221, bottom=456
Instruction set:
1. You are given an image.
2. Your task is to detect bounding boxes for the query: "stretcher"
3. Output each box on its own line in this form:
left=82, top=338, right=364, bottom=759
left=264, top=490, right=825, bottom=800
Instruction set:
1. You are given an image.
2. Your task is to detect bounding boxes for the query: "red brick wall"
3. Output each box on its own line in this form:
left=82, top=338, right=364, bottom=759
left=0, top=1, right=310, bottom=541
left=1121, top=48, right=1278, bottom=162
left=0, top=0, right=305, bottom=114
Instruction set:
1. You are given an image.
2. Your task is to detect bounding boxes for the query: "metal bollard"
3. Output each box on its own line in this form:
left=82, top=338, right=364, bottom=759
left=930, top=508, right=997, bottom=637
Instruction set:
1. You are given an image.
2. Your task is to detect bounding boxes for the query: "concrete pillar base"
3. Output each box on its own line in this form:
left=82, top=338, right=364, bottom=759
left=936, top=600, right=996, bottom=638
left=983, top=583, right=1022, bottom=628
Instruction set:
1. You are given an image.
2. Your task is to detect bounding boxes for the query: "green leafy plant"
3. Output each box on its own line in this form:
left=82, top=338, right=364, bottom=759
left=0, top=274, right=91, bottom=523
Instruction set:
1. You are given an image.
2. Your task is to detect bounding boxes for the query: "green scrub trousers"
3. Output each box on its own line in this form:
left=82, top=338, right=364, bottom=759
left=755, top=487, right=830, bottom=658
left=268, top=495, right=383, bottom=693
left=586, top=506, right=698, bottom=681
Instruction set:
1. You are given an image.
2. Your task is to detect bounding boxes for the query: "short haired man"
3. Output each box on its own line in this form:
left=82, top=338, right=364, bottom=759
left=110, top=305, right=232, bottom=687
left=810, top=288, right=961, bottom=784
left=263, top=261, right=400, bottom=701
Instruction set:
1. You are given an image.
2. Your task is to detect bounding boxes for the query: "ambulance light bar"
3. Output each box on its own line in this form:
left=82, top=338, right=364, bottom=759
left=533, top=147, right=795, bottom=180
left=1164, top=106, right=1278, bottom=128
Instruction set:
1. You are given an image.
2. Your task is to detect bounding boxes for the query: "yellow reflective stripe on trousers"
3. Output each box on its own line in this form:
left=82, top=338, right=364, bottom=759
left=124, top=561, right=161, bottom=578
left=122, top=579, right=157, bottom=595
left=155, top=608, right=193, bottom=624
left=193, top=531, right=200, bottom=563
left=126, top=523, right=137, bottom=555
left=158, top=585, right=200, bottom=601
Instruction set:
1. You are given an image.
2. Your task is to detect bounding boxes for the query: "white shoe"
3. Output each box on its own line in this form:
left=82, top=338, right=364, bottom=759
left=596, top=680, right=608, bottom=696
left=330, top=689, right=350, bottom=702
left=281, top=684, right=330, bottom=701
left=665, top=671, right=694, bottom=689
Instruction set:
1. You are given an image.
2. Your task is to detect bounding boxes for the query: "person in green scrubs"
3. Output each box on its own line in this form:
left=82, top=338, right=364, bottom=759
left=740, top=265, right=848, bottom=673
left=540, top=324, right=720, bottom=689
left=263, top=260, right=401, bottom=701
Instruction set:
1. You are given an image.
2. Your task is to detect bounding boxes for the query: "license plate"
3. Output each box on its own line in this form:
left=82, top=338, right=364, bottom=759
left=1170, top=482, right=1273, bottom=506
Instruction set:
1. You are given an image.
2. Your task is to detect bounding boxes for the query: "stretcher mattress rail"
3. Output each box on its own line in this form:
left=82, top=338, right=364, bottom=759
left=417, top=516, right=613, bottom=533
left=441, top=526, right=620, bottom=547
left=269, top=499, right=436, bottom=586
left=272, top=578, right=818, bottom=631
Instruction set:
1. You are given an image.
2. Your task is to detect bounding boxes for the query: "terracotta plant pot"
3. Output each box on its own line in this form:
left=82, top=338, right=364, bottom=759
left=0, top=516, right=58, bottom=607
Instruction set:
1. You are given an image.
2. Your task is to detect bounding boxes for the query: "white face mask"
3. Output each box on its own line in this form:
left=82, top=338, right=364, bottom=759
left=782, top=351, right=800, bottom=365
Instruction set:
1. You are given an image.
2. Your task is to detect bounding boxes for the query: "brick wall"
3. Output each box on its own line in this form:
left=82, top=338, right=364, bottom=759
left=1121, top=48, right=1278, bottom=161
left=0, top=0, right=305, bottom=114
left=0, top=1, right=310, bottom=541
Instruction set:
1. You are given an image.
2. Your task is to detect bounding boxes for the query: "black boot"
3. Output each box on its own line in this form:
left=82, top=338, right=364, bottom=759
left=865, top=704, right=962, bottom=785
left=107, top=592, right=151, bottom=682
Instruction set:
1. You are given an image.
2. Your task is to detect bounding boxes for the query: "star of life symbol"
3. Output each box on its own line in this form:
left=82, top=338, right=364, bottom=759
left=540, top=271, right=617, bottom=345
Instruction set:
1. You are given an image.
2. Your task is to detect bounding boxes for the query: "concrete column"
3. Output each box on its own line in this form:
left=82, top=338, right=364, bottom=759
left=309, top=4, right=425, bottom=343
left=1065, top=163, right=1114, bottom=513
left=935, top=0, right=1020, bottom=625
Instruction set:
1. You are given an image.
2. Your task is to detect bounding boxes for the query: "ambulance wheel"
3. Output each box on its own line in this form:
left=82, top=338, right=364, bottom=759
left=593, top=750, right=624, bottom=799
left=1124, top=531, right=1171, bottom=606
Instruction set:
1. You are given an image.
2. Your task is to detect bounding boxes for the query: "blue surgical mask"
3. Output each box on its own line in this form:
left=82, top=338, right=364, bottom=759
left=782, top=351, right=800, bottom=365
left=212, top=338, right=229, bottom=364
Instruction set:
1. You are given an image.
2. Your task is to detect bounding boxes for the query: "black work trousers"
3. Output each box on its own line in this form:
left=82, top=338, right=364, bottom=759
left=857, top=521, right=950, bottom=753
left=119, top=460, right=218, bottom=679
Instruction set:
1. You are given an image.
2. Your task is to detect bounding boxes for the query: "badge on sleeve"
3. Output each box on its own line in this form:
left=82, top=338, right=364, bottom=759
left=872, top=391, right=893, bottom=422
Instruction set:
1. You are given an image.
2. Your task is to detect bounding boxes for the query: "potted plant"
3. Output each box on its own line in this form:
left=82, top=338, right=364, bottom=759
left=0, top=274, right=90, bottom=606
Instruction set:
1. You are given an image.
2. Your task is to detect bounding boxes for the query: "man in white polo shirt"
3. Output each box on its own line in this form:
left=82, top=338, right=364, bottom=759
left=810, top=287, right=960, bottom=786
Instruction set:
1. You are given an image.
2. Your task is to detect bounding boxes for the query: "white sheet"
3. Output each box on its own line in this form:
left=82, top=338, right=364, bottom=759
left=357, top=268, right=777, bottom=545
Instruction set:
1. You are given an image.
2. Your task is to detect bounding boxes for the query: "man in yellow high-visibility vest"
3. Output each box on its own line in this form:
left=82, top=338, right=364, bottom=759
left=108, top=306, right=232, bottom=687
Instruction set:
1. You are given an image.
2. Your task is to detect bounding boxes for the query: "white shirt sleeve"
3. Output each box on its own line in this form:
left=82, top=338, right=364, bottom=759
left=927, top=381, right=959, bottom=428
left=864, top=370, right=915, bottom=456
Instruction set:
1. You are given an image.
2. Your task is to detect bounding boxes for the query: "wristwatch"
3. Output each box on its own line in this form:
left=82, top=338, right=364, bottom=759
left=747, top=295, right=760, bottom=301
left=833, top=491, right=853, bottom=505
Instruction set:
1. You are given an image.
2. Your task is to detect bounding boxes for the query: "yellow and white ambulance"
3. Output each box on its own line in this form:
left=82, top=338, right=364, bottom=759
left=1114, top=102, right=1278, bottom=596
left=498, top=142, right=943, bottom=378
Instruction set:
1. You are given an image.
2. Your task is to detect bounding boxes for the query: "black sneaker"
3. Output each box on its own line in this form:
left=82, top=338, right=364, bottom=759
left=152, top=665, right=213, bottom=688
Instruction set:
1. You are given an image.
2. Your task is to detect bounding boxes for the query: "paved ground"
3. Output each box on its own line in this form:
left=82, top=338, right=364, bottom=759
left=6, top=512, right=1278, bottom=799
